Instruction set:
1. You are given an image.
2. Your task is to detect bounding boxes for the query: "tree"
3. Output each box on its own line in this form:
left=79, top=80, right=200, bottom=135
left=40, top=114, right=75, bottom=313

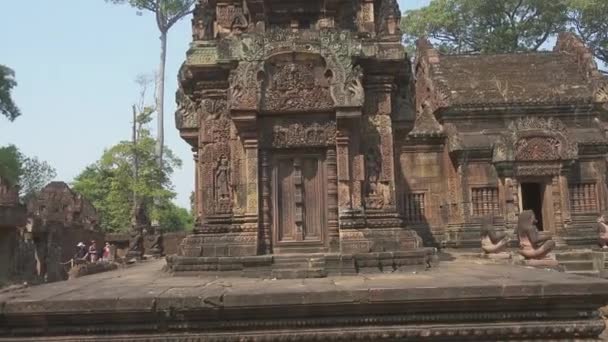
left=73, top=125, right=185, bottom=232
left=104, top=0, right=196, bottom=170
left=401, top=0, right=570, bottom=54
left=0, top=145, right=22, bottom=185
left=569, top=0, right=608, bottom=68
left=0, top=145, right=57, bottom=200
left=0, top=65, right=21, bottom=121
left=19, top=156, right=57, bottom=201
left=158, top=202, right=194, bottom=231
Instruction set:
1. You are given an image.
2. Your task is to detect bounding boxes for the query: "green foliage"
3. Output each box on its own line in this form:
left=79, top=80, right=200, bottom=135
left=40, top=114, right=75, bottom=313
left=104, top=0, right=196, bottom=32
left=0, top=145, right=57, bottom=200
left=72, top=123, right=189, bottom=233
left=158, top=202, right=194, bottom=232
left=569, top=0, right=608, bottom=66
left=402, top=0, right=570, bottom=53
left=0, top=65, right=21, bottom=121
left=20, top=156, right=57, bottom=202
left=0, top=145, right=22, bottom=185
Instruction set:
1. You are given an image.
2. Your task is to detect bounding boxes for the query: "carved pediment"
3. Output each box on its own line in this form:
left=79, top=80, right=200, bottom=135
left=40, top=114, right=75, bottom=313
left=493, top=117, right=578, bottom=164
left=262, top=55, right=334, bottom=112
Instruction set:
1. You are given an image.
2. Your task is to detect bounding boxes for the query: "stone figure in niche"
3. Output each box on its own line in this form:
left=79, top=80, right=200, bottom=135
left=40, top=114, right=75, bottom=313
left=597, top=215, right=608, bottom=249
left=480, top=215, right=510, bottom=255
left=364, top=148, right=384, bottom=209
left=192, top=0, right=215, bottom=41
left=215, top=155, right=231, bottom=213
left=516, top=210, right=556, bottom=259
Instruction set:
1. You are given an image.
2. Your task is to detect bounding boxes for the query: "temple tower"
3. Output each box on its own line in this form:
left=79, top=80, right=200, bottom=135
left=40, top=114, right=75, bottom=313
left=170, top=0, right=435, bottom=276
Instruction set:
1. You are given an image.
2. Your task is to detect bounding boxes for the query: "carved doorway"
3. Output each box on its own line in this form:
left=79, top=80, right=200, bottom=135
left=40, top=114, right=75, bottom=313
left=521, top=183, right=544, bottom=231
left=271, top=151, right=327, bottom=252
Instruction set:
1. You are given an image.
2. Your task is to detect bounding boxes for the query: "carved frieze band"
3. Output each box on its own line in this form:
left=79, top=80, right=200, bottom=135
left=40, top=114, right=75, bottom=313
left=260, top=119, right=337, bottom=148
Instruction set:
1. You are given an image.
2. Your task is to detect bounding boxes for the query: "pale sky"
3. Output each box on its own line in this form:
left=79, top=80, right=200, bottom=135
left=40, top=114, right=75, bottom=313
left=0, top=0, right=430, bottom=208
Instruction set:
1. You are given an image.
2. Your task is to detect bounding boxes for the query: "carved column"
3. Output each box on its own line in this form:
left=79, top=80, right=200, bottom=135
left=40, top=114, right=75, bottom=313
left=259, top=150, right=271, bottom=254
left=326, top=149, right=340, bottom=252
left=336, top=125, right=352, bottom=211
left=244, top=135, right=259, bottom=216
left=363, top=76, right=398, bottom=214
left=193, top=148, right=202, bottom=221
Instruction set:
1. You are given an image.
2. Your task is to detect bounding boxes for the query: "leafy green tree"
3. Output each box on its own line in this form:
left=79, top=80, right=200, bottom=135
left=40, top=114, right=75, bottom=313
left=569, top=0, right=608, bottom=67
left=0, top=145, right=57, bottom=200
left=401, top=0, right=570, bottom=53
left=104, top=0, right=196, bottom=170
left=73, top=127, right=184, bottom=232
left=0, top=145, right=22, bottom=185
left=158, top=202, right=194, bottom=231
left=0, top=65, right=21, bottom=121
left=20, top=156, right=57, bottom=201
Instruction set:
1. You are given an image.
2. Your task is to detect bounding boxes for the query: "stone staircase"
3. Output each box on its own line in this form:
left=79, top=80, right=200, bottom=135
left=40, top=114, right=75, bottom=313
left=554, top=250, right=599, bottom=277
left=271, top=254, right=327, bottom=279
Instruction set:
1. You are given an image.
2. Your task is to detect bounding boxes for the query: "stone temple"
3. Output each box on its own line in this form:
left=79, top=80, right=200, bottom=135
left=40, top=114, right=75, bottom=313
left=169, top=0, right=608, bottom=276
left=5, top=1, right=608, bottom=341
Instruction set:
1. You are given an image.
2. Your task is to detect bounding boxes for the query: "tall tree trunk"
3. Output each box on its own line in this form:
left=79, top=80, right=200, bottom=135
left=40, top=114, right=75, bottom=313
left=156, top=31, right=168, bottom=171
left=132, top=104, right=139, bottom=215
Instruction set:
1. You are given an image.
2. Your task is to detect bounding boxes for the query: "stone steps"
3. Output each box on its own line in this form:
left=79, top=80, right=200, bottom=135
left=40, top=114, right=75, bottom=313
left=559, top=260, right=595, bottom=272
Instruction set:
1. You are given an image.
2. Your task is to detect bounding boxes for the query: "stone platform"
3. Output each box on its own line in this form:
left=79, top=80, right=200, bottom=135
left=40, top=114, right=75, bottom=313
left=1, top=259, right=608, bottom=341
left=165, top=248, right=438, bottom=279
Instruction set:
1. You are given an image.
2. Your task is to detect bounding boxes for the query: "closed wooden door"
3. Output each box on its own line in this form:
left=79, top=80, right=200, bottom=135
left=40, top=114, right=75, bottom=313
left=272, top=152, right=326, bottom=248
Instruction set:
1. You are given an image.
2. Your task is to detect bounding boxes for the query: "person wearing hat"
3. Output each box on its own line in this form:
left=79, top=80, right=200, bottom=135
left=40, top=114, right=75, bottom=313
left=75, top=242, right=87, bottom=260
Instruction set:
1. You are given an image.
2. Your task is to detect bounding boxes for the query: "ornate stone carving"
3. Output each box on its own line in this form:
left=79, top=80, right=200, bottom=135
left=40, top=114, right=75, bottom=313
left=261, top=119, right=337, bottom=148
left=334, top=65, right=364, bottom=108
left=364, top=148, right=386, bottom=209
left=228, top=65, right=260, bottom=110
left=192, top=0, right=215, bottom=41
left=376, top=0, right=401, bottom=36
left=227, top=30, right=363, bottom=112
left=263, top=61, right=333, bottom=112
left=515, top=136, right=561, bottom=161
left=175, top=87, right=199, bottom=129
left=217, top=4, right=249, bottom=34
left=493, top=117, right=578, bottom=163
left=214, top=155, right=232, bottom=214
left=200, top=97, right=227, bottom=121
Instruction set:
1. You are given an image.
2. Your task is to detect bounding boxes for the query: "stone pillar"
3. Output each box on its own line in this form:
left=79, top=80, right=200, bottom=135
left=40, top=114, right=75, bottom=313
left=336, top=125, right=352, bottom=211
left=193, top=148, right=202, bottom=221
left=243, top=135, right=259, bottom=216
left=363, top=76, right=399, bottom=214
left=259, top=150, right=271, bottom=254
left=326, top=149, right=340, bottom=252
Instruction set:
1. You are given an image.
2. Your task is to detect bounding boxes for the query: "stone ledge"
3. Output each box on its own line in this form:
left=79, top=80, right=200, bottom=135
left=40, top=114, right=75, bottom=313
left=165, top=248, right=438, bottom=278
left=1, top=260, right=608, bottom=341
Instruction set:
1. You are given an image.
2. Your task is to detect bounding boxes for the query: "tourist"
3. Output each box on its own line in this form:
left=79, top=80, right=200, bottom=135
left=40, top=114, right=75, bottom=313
left=102, top=242, right=111, bottom=261
left=75, top=242, right=87, bottom=260
left=88, top=240, right=98, bottom=263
